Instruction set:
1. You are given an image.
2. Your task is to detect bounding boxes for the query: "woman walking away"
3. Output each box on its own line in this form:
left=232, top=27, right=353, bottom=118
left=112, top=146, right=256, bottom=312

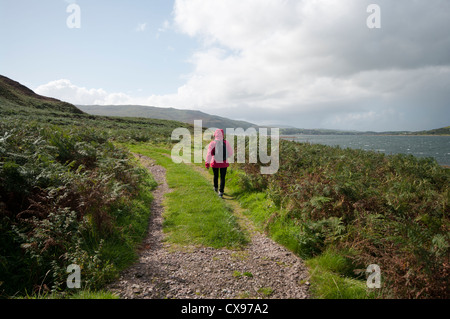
left=205, top=129, right=234, bottom=198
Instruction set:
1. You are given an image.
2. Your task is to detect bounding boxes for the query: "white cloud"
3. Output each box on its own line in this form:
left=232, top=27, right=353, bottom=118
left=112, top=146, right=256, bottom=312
left=158, top=19, right=170, bottom=33
left=162, top=0, right=450, bottom=130
left=36, top=0, right=450, bottom=131
left=135, top=22, right=147, bottom=32
left=156, top=19, right=171, bottom=38
left=34, top=79, right=135, bottom=105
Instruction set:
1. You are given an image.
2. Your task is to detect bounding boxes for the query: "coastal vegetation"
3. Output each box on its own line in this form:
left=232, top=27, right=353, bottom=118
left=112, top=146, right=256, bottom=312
left=227, top=139, right=449, bottom=298
left=1, top=75, right=448, bottom=299
left=0, top=76, right=192, bottom=298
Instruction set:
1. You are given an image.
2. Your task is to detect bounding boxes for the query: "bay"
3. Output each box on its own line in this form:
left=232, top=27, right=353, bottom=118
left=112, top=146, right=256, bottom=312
left=281, top=135, right=450, bottom=166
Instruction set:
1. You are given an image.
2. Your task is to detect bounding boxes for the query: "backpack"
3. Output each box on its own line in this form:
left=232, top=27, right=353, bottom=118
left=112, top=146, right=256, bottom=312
left=211, top=140, right=227, bottom=163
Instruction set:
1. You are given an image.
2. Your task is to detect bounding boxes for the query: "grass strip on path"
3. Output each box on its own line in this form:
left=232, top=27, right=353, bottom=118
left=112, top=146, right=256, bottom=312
left=126, top=143, right=248, bottom=250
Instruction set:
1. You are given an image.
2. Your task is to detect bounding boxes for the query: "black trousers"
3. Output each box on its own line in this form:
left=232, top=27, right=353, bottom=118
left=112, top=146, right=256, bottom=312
left=212, top=167, right=228, bottom=193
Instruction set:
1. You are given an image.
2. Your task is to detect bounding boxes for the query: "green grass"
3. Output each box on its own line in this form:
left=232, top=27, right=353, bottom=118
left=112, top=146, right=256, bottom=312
left=7, top=163, right=157, bottom=299
left=226, top=189, right=379, bottom=299
left=67, top=290, right=119, bottom=299
left=224, top=173, right=377, bottom=299
left=14, top=290, right=119, bottom=299
left=225, top=169, right=380, bottom=299
left=257, top=287, right=274, bottom=297
left=305, top=249, right=379, bottom=299
left=233, top=271, right=253, bottom=278
left=227, top=137, right=449, bottom=299
left=0, top=120, right=161, bottom=298
left=126, top=144, right=248, bottom=249
left=100, top=169, right=157, bottom=271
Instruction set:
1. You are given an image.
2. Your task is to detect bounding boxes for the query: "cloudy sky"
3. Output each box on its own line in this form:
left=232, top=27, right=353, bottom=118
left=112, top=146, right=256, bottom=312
left=1, top=0, right=449, bottom=131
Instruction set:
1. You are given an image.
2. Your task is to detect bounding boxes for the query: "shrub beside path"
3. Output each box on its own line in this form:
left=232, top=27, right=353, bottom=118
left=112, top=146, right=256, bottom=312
left=107, top=154, right=310, bottom=299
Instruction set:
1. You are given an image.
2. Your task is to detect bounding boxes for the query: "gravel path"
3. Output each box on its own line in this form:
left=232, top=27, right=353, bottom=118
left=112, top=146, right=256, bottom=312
left=107, top=154, right=310, bottom=299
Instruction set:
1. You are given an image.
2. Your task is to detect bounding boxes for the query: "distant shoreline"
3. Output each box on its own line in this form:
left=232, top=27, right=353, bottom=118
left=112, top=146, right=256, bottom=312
left=280, top=134, right=450, bottom=137
left=373, top=134, right=450, bottom=137
left=279, top=126, right=450, bottom=137
left=280, top=135, right=450, bottom=168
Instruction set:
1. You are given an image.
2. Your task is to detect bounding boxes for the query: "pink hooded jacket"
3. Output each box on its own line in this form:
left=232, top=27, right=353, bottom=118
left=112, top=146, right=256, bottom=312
left=205, top=129, right=234, bottom=168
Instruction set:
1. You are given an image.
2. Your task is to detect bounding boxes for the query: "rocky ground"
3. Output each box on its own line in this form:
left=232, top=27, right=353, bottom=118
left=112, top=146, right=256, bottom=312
left=107, top=155, right=310, bottom=299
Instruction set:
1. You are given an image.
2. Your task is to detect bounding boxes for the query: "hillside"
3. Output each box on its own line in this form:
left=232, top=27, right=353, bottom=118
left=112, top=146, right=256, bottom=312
left=0, top=75, right=84, bottom=115
left=280, top=128, right=364, bottom=135
left=77, top=104, right=258, bottom=130
left=413, top=126, right=450, bottom=136
left=0, top=76, right=193, bottom=298
left=0, top=75, right=192, bottom=143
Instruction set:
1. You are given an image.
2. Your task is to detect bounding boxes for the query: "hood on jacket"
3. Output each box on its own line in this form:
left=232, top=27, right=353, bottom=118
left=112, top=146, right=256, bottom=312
left=214, top=129, right=224, bottom=141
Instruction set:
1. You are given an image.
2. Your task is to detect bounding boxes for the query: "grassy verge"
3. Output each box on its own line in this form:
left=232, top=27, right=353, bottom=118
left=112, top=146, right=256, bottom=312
left=305, top=249, right=381, bottom=299
left=226, top=168, right=381, bottom=299
left=0, top=121, right=158, bottom=298
left=98, top=160, right=157, bottom=271
left=17, top=289, right=119, bottom=300
left=11, top=163, right=156, bottom=299
left=226, top=138, right=449, bottom=299
left=126, top=143, right=248, bottom=250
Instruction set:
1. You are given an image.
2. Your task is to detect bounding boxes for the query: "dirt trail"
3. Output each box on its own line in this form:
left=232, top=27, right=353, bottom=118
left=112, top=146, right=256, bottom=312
left=107, top=154, right=310, bottom=299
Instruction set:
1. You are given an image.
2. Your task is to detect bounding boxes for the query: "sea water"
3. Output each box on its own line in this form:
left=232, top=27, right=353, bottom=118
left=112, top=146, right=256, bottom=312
left=282, top=135, right=450, bottom=166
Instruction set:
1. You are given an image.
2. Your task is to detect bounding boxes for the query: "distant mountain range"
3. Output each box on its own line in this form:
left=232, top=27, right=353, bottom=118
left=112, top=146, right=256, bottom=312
left=0, top=74, right=447, bottom=136
left=279, top=127, right=450, bottom=136
left=414, top=126, right=450, bottom=136
left=78, top=104, right=449, bottom=135
left=77, top=104, right=257, bottom=130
